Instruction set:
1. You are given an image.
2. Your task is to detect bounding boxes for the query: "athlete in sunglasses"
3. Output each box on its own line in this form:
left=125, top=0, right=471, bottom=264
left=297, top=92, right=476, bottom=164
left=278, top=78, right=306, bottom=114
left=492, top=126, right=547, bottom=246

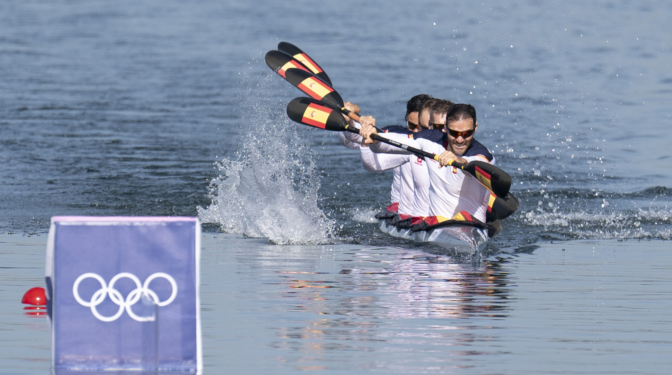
left=337, top=94, right=435, bottom=221
left=358, top=104, right=496, bottom=225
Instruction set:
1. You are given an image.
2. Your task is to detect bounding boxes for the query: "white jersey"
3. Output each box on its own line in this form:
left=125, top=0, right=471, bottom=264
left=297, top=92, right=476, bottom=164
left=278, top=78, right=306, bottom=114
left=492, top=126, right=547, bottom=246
left=389, top=167, right=401, bottom=206
left=338, top=121, right=362, bottom=150
left=338, top=125, right=403, bottom=208
left=371, top=133, right=492, bottom=223
left=408, top=155, right=430, bottom=218
left=360, top=147, right=413, bottom=215
left=360, top=146, right=430, bottom=218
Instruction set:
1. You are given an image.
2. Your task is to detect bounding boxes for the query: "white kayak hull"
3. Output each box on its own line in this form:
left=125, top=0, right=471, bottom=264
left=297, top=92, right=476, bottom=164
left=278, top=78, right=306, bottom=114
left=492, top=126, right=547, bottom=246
left=379, top=220, right=488, bottom=254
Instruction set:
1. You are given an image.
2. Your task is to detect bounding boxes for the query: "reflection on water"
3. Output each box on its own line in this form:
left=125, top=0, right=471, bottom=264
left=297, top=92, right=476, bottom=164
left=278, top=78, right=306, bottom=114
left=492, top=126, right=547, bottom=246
left=23, top=306, right=47, bottom=317
left=283, top=251, right=510, bottom=319
left=4, top=234, right=672, bottom=374
left=242, top=243, right=513, bottom=372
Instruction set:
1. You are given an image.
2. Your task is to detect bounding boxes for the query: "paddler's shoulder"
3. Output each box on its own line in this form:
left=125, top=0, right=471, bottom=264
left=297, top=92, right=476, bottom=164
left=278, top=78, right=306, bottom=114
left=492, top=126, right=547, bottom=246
left=381, top=125, right=411, bottom=134
left=464, top=139, right=494, bottom=161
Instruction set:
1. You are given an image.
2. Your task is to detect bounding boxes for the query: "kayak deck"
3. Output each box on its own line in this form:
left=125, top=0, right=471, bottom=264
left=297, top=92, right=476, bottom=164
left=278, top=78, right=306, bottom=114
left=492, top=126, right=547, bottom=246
left=379, top=220, right=488, bottom=254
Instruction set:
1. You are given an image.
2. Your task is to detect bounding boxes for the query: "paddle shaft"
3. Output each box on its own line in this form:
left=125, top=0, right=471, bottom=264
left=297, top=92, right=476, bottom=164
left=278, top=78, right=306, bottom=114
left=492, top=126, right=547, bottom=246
left=341, top=109, right=390, bottom=133
left=343, top=125, right=468, bottom=169
left=342, top=108, right=360, bottom=122
left=285, top=96, right=511, bottom=198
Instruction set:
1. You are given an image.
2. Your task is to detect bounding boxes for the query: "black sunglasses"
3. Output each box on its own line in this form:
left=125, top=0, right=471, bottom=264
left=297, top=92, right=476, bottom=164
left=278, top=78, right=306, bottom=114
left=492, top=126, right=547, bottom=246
left=430, top=122, right=446, bottom=130
left=407, top=120, right=419, bottom=130
left=447, top=128, right=475, bottom=138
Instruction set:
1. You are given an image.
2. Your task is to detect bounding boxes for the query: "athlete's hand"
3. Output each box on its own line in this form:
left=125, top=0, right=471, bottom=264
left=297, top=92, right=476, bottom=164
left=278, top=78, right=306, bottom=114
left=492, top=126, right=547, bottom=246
left=342, top=102, right=361, bottom=124
left=358, top=116, right=378, bottom=144
left=437, top=150, right=466, bottom=168
left=343, top=102, right=360, bottom=115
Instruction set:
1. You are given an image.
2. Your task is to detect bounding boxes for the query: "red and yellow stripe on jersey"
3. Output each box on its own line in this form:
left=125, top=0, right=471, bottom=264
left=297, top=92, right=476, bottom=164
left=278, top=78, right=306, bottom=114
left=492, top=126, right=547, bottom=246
left=423, top=216, right=447, bottom=226
left=411, top=216, right=425, bottom=226
left=423, top=211, right=475, bottom=226
left=451, top=211, right=474, bottom=222
left=474, top=165, right=493, bottom=191
left=301, top=102, right=333, bottom=129
left=297, top=77, right=334, bottom=100
left=278, top=60, right=309, bottom=78
left=292, top=53, right=323, bottom=75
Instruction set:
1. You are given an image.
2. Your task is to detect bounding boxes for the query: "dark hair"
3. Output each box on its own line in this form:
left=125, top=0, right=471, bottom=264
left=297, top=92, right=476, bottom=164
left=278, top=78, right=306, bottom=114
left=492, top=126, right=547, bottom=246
left=430, top=99, right=454, bottom=117
left=420, top=98, right=437, bottom=112
left=405, top=94, right=433, bottom=119
left=446, top=103, right=477, bottom=127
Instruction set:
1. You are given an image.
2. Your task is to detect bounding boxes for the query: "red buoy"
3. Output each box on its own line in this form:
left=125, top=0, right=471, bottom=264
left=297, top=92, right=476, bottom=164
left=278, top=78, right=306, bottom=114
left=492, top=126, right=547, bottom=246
left=22, top=287, right=47, bottom=306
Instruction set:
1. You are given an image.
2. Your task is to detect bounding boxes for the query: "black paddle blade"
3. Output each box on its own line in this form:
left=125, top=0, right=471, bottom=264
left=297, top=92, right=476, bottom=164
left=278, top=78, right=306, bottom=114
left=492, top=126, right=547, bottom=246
left=462, top=160, right=512, bottom=198
left=286, top=97, right=349, bottom=132
left=486, top=192, right=519, bottom=221
left=283, top=69, right=344, bottom=109
left=278, top=42, right=332, bottom=86
left=265, top=50, right=313, bottom=77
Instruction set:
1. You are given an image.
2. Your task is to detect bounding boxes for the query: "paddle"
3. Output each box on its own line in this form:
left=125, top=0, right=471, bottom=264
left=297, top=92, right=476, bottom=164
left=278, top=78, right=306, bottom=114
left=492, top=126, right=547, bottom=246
left=265, top=50, right=315, bottom=79
left=269, top=68, right=364, bottom=121
left=264, top=52, right=362, bottom=118
left=277, top=42, right=332, bottom=86
left=286, top=97, right=512, bottom=198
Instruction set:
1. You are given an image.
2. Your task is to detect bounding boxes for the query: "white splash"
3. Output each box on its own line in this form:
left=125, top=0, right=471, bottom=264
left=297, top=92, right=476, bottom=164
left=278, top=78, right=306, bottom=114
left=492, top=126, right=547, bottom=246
left=350, top=207, right=379, bottom=223
left=520, top=207, right=672, bottom=240
left=198, top=70, right=336, bottom=245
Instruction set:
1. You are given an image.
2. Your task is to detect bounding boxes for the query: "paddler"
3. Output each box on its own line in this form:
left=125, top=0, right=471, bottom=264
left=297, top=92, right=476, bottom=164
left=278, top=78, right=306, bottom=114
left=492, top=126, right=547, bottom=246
left=338, top=95, right=434, bottom=220
left=359, top=104, right=496, bottom=227
left=359, top=99, right=455, bottom=227
left=370, top=94, right=433, bottom=220
left=405, top=94, right=433, bottom=131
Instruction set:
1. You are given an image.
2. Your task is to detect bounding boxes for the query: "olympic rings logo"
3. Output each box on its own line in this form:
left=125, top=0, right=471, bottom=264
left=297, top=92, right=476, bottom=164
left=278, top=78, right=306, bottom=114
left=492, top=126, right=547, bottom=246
left=73, top=272, right=178, bottom=322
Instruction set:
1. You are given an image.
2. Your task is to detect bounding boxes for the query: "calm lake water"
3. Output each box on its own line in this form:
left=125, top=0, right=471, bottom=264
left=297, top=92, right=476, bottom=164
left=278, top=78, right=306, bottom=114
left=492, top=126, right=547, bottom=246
left=3, top=234, right=672, bottom=374
left=1, top=0, right=671, bottom=373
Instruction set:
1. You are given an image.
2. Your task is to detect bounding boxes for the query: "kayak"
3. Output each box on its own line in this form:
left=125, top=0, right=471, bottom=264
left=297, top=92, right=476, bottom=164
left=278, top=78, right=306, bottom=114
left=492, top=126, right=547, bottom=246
left=378, top=219, right=489, bottom=254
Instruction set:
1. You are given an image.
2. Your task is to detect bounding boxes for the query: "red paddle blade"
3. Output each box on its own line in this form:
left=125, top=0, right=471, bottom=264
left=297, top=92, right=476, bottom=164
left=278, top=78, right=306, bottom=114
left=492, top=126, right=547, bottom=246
left=461, top=161, right=512, bottom=198
left=286, top=97, right=349, bottom=132
left=283, top=69, right=344, bottom=109
left=265, top=50, right=312, bottom=78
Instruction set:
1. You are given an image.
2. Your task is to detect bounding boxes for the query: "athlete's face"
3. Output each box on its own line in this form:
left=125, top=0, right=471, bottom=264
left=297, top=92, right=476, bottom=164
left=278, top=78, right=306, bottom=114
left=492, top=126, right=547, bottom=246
left=430, top=112, right=446, bottom=131
left=447, top=118, right=477, bottom=156
left=418, top=108, right=431, bottom=130
left=406, top=111, right=420, bottom=132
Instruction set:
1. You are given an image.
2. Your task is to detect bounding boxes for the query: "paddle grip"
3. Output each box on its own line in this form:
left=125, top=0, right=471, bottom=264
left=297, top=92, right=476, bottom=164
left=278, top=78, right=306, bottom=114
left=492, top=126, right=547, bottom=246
left=345, top=124, right=507, bottom=198
left=345, top=128, right=467, bottom=169
left=448, top=161, right=468, bottom=170
left=342, top=109, right=385, bottom=133
left=342, top=108, right=360, bottom=122
left=370, top=134, right=435, bottom=159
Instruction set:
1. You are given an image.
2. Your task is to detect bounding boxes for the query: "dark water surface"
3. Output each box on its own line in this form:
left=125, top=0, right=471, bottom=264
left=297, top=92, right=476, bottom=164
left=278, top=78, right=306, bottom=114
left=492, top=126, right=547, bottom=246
left=1, top=0, right=670, bottom=244
left=1, top=0, right=671, bottom=373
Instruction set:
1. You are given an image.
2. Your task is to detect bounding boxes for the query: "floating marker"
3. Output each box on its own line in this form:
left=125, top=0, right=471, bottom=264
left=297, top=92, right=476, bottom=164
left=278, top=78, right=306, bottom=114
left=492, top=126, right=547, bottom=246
left=22, top=287, right=47, bottom=306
